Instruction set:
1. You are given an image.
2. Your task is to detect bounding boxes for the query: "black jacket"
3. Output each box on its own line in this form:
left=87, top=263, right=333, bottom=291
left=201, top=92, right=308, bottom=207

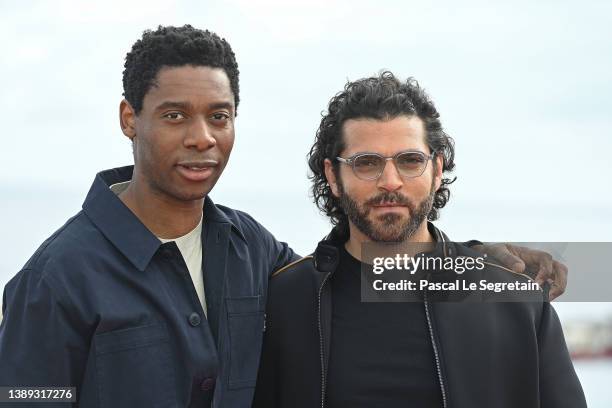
left=253, top=225, right=586, bottom=408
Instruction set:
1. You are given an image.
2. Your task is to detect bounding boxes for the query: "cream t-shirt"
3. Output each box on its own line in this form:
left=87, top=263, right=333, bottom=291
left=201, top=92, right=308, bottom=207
left=110, top=181, right=207, bottom=316
left=158, top=216, right=207, bottom=316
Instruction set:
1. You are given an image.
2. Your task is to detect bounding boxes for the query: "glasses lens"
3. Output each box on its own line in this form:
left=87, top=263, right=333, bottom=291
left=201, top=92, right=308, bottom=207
left=353, top=154, right=384, bottom=179
left=395, top=152, right=427, bottom=177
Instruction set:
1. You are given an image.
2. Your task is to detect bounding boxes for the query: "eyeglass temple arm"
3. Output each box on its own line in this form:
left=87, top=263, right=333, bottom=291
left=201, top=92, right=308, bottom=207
left=336, top=157, right=351, bottom=165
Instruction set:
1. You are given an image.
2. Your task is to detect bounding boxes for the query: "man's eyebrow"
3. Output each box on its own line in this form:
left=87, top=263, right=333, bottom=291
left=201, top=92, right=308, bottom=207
left=154, top=101, right=234, bottom=112
left=208, top=101, right=235, bottom=111
left=154, top=101, right=193, bottom=111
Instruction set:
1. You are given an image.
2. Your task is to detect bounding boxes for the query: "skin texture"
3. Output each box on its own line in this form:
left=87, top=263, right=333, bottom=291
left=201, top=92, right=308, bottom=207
left=118, top=65, right=235, bottom=239
left=321, top=114, right=567, bottom=299
left=115, top=68, right=567, bottom=299
left=324, top=115, right=443, bottom=259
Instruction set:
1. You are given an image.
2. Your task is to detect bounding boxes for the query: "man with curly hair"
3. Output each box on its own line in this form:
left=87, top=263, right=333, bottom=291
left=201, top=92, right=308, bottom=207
left=0, top=26, right=572, bottom=408
left=253, top=72, right=586, bottom=407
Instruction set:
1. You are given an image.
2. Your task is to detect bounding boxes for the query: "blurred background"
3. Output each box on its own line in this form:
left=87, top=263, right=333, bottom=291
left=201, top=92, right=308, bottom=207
left=1, top=0, right=611, bottom=405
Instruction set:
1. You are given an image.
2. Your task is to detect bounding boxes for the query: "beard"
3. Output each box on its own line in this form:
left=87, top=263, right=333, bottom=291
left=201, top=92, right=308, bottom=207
left=337, top=179, right=436, bottom=243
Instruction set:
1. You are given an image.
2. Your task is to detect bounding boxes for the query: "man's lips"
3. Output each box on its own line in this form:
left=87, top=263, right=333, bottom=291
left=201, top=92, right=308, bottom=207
left=371, top=202, right=406, bottom=207
left=370, top=202, right=409, bottom=213
left=175, top=160, right=219, bottom=182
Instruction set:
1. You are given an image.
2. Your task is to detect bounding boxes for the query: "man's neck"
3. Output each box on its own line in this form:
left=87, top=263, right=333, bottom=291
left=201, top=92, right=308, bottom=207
left=118, top=178, right=203, bottom=240
left=345, top=221, right=434, bottom=262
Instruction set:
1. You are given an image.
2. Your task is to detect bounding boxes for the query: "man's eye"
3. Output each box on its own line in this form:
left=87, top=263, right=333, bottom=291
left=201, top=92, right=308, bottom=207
left=211, top=113, right=230, bottom=121
left=355, top=156, right=381, bottom=168
left=398, top=154, right=425, bottom=165
left=164, top=112, right=185, bottom=120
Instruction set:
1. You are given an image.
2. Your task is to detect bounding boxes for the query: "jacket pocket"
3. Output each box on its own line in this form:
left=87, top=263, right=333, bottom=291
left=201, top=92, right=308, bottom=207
left=226, top=295, right=265, bottom=389
left=94, top=323, right=177, bottom=408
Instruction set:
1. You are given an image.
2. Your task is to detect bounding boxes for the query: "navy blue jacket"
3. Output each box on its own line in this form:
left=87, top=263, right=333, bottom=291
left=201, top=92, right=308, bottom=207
left=0, top=166, right=296, bottom=407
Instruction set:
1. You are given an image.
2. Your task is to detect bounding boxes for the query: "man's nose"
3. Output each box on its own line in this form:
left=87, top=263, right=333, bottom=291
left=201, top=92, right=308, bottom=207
left=376, top=159, right=403, bottom=192
left=185, top=118, right=216, bottom=150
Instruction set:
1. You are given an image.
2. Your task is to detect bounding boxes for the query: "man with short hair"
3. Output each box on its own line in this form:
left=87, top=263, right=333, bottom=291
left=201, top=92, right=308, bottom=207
left=253, top=72, right=586, bottom=407
left=0, top=26, right=571, bottom=407
left=0, top=25, right=297, bottom=407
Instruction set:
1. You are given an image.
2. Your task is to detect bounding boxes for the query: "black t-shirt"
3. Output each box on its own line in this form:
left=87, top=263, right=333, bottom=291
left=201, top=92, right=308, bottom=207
left=326, top=245, right=443, bottom=408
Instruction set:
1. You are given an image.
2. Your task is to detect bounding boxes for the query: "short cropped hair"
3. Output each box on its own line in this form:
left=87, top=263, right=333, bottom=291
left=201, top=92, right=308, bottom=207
left=122, top=24, right=240, bottom=114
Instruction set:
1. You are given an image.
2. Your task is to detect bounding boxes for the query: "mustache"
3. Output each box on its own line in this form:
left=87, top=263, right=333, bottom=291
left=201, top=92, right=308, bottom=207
left=365, top=192, right=411, bottom=206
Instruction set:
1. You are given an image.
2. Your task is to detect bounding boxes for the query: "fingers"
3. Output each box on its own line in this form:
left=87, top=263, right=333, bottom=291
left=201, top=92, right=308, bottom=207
left=482, top=243, right=526, bottom=274
left=469, top=243, right=569, bottom=300
left=548, top=260, right=568, bottom=301
left=507, top=245, right=568, bottom=301
left=506, top=245, right=550, bottom=283
left=532, top=251, right=554, bottom=287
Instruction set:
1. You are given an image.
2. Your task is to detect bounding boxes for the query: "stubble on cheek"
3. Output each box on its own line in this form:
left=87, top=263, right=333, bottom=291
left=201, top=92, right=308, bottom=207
left=133, top=128, right=174, bottom=196
left=337, top=177, right=436, bottom=242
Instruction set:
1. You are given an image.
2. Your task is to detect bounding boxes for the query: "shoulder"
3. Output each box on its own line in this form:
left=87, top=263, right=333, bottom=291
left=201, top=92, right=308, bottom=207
left=453, top=243, right=546, bottom=313
left=269, top=256, right=315, bottom=290
left=265, top=256, right=318, bottom=319
left=214, top=205, right=270, bottom=239
left=214, top=205, right=292, bottom=256
left=271, top=256, right=314, bottom=278
left=20, top=211, right=107, bottom=282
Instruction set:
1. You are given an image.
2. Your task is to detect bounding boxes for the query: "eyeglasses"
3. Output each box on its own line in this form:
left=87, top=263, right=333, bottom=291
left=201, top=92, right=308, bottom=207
left=336, top=150, right=435, bottom=181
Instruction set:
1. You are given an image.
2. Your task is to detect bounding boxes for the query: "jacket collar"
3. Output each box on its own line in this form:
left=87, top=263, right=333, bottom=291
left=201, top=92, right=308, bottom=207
left=82, top=165, right=244, bottom=271
left=313, top=222, right=455, bottom=273
left=429, top=222, right=454, bottom=257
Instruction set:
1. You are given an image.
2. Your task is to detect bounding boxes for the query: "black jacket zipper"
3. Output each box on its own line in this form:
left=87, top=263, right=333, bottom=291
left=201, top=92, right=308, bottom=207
left=317, top=271, right=332, bottom=408
left=424, top=292, right=448, bottom=408
left=317, top=257, right=448, bottom=407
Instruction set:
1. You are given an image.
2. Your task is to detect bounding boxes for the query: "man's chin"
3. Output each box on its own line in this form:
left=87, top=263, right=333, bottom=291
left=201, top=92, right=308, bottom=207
left=368, top=230, right=406, bottom=243
left=366, top=222, right=409, bottom=243
left=167, top=186, right=209, bottom=203
left=179, top=193, right=207, bottom=202
left=374, top=211, right=405, bottom=223
left=172, top=177, right=219, bottom=202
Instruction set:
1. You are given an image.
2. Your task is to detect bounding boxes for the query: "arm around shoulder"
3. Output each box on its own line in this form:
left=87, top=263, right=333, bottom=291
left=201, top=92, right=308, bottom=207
left=237, top=210, right=300, bottom=275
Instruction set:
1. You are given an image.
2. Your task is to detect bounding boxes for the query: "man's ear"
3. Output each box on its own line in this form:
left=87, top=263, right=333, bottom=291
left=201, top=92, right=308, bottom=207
left=433, top=154, right=443, bottom=191
left=119, top=99, right=136, bottom=139
left=324, top=158, right=341, bottom=197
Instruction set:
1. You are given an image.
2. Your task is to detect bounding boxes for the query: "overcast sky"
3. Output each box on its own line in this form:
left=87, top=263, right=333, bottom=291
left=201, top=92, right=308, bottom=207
left=1, top=0, right=611, bottom=320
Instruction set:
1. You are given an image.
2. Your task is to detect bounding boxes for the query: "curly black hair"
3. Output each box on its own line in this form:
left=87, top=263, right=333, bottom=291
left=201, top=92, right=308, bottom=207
left=307, top=71, right=456, bottom=234
left=122, top=25, right=239, bottom=115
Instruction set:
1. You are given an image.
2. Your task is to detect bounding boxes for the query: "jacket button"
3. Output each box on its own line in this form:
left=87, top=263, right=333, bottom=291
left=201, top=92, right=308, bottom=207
left=200, top=377, right=216, bottom=391
left=188, top=312, right=201, bottom=327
